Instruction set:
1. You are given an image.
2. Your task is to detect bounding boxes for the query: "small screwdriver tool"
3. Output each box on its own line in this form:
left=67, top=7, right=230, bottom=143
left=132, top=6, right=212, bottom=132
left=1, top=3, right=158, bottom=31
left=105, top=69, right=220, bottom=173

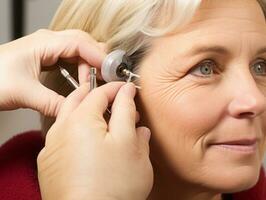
left=59, top=66, right=111, bottom=115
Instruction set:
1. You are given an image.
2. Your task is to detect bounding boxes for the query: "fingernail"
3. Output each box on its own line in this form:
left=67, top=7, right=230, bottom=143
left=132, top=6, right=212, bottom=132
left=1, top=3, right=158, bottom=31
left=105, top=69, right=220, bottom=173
left=123, top=83, right=136, bottom=97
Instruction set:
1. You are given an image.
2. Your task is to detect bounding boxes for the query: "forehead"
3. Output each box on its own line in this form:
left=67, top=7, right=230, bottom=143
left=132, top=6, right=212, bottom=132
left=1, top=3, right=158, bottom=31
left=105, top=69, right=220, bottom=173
left=183, top=0, right=265, bottom=34
left=151, top=0, right=266, bottom=56
left=194, top=0, right=265, bottom=24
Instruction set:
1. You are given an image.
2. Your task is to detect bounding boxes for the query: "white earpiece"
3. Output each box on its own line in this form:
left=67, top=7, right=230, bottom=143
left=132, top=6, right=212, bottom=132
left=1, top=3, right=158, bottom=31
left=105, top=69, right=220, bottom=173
left=101, top=49, right=131, bottom=82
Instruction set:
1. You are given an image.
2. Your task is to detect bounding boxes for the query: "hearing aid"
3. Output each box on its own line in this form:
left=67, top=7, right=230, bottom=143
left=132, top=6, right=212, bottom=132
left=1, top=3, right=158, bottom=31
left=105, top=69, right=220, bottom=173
left=59, top=49, right=140, bottom=114
left=101, top=49, right=141, bottom=87
left=60, top=49, right=140, bottom=90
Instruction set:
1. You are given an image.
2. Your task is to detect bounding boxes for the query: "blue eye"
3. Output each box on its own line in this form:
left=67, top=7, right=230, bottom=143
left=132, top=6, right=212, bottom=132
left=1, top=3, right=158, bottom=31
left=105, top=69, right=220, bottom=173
left=190, top=60, right=217, bottom=77
left=252, top=59, right=266, bottom=76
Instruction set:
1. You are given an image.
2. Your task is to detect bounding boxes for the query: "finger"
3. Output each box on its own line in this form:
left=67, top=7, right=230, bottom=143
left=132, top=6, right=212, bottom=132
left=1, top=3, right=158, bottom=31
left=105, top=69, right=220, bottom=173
left=78, top=59, right=90, bottom=84
left=23, top=81, right=65, bottom=117
left=76, top=82, right=125, bottom=127
left=55, top=30, right=106, bottom=68
left=108, top=83, right=137, bottom=139
left=63, top=57, right=79, bottom=64
left=94, top=42, right=107, bottom=80
left=97, top=42, right=108, bottom=53
left=37, top=147, right=46, bottom=172
left=136, top=126, right=151, bottom=155
left=56, top=83, right=90, bottom=123
left=38, top=29, right=106, bottom=71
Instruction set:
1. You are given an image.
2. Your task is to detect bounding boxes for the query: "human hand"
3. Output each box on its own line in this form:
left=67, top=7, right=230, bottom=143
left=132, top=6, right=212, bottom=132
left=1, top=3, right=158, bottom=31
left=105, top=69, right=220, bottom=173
left=0, top=29, right=105, bottom=116
left=37, top=82, right=153, bottom=200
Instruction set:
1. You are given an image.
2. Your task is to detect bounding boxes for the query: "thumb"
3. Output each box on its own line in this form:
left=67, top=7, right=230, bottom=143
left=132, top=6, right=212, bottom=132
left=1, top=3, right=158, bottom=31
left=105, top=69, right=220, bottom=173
left=23, top=81, right=65, bottom=117
left=136, top=126, right=151, bottom=155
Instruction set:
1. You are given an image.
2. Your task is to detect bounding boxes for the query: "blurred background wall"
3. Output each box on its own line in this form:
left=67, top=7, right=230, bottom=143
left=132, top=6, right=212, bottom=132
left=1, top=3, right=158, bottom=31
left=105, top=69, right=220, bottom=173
left=0, top=0, right=61, bottom=144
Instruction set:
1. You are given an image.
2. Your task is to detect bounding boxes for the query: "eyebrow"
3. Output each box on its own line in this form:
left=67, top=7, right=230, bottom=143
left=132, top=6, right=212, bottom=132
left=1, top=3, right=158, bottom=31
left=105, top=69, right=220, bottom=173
left=188, top=45, right=230, bottom=56
left=257, top=47, right=266, bottom=55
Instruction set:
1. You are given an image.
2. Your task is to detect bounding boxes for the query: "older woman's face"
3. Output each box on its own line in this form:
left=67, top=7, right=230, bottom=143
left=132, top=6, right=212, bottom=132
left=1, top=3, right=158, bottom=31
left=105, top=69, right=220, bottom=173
left=138, top=0, right=266, bottom=193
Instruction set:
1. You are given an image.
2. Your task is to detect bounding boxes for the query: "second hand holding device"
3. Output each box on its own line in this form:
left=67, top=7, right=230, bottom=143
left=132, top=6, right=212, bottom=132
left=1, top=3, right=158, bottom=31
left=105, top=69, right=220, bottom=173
left=59, top=49, right=141, bottom=115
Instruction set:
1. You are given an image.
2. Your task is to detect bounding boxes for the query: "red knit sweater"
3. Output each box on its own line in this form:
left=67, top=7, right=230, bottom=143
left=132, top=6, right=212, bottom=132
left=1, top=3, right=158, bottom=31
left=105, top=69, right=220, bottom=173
left=0, top=131, right=265, bottom=200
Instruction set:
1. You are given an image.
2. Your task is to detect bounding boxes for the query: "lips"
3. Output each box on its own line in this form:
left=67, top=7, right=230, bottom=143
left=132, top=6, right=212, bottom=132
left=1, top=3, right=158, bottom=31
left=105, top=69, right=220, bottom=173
left=209, top=138, right=258, bottom=153
left=211, top=138, right=258, bottom=146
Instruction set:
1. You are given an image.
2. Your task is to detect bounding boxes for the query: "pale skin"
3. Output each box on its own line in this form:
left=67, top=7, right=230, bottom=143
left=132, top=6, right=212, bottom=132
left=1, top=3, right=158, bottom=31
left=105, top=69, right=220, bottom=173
left=137, top=0, right=266, bottom=200
left=37, top=82, right=153, bottom=200
left=36, top=1, right=266, bottom=199
left=0, top=30, right=153, bottom=199
left=0, top=29, right=106, bottom=115
left=1, top=1, right=266, bottom=200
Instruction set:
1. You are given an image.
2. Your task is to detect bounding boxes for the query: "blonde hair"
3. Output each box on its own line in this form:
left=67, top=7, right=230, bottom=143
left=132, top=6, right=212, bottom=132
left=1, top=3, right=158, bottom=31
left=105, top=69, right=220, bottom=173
left=49, top=0, right=201, bottom=54
left=41, top=0, right=266, bottom=133
left=41, top=0, right=202, bottom=132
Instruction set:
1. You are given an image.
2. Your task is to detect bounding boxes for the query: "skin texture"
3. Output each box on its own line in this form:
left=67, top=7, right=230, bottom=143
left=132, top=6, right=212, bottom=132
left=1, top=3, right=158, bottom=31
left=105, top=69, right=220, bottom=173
left=0, top=29, right=153, bottom=199
left=2, top=1, right=266, bottom=199
left=0, top=29, right=105, bottom=116
left=136, top=0, right=266, bottom=200
left=38, top=82, right=153, bottom=200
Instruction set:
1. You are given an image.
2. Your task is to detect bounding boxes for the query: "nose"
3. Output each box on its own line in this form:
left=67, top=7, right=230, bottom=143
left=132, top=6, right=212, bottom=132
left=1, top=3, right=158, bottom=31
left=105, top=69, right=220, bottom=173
left=227, top=75, right=266, bottom=119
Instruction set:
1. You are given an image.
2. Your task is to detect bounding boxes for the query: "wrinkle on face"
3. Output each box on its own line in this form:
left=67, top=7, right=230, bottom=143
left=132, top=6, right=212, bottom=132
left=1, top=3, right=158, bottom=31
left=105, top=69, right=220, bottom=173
left=138, top=0, right=266, bottom=197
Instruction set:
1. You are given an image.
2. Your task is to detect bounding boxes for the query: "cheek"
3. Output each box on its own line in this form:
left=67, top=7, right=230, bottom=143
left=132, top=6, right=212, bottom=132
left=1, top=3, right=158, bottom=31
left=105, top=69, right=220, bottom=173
left=259, top=113, right=266, bottom=158
left=139, top=78, right=226, bottom=160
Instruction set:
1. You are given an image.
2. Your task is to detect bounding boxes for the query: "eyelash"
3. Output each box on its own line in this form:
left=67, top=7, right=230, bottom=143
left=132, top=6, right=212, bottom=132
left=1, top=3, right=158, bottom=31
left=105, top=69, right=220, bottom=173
left=188, top=58, right=266, bottom=78
left=188, top=59, right=220, bottom=78
left=251, top=58, right=266, bottom=77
